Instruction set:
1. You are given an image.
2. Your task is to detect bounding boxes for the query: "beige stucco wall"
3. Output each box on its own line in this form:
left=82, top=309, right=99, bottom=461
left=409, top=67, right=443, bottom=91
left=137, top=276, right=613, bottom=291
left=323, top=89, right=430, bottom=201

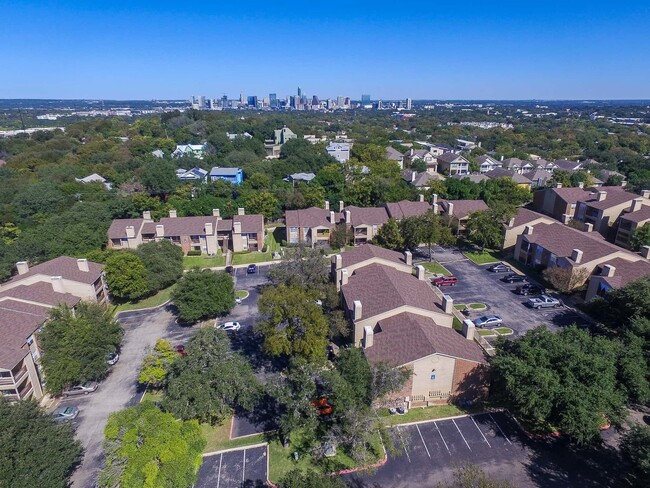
left=410, top=354, right=456, bottom=401
left=0, top=274, right=99, bottom=301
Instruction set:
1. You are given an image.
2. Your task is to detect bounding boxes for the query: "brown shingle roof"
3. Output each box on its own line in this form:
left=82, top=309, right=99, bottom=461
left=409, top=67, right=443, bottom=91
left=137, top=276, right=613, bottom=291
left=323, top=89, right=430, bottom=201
left=285, top=207, right=337, bottom=229
left=340, top=244, right=408, bottom=268
left=346, top=206, right=389, bottom=226
left=234, top=214, right=264, bottom=234
left=385, top=200, right=432, bottom=220
left=413, top=172, right=445, bottom=187
left=510, top=207, right=552, bottom=228
left=620, top=204, right=650, bottom=224
left=552, top=187, right=593, bottom=204
left=364, top=312, right=487, bottom=366
left=485, top=168, right=532, bottom=184
left=598, top=257, right=650, bottom=289
left=108, top=218, right=147, bottom=239
left=342, top=263, right=442, bottom=318
left=142, top=216, right=219, bottom=236
left=0, top=283, right=79, bottom=308
left=386, top=147, right=404, bottom=161
left=7, top=257, right=103, bottom=285
left=0, top=300, right=50, bottom=369
left=437, top=152, right=467, bottom=164
left=579, top=187, right=642, bottom=211
left=439, top=200, right=489, bottom=220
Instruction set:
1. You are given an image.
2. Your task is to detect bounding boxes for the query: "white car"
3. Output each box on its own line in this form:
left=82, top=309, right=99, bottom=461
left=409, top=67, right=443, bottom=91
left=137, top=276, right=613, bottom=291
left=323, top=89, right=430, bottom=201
left=235, top=297, right=243, bottom=304
left=106, top=352, right=119, bottom=365
left=217, top=321, right=241, bottom=331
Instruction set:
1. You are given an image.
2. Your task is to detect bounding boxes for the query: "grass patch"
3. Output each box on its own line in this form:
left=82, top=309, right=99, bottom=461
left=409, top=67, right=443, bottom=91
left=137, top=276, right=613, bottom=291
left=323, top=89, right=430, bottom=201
left=267, top=429, right=383, bottom=483
left=478, top=329, right=496, bottom=336
left=494, top=327, right=514, bottom=335
left=464, top=249, right=501, bottom=265
left=454, top=304, right=467, bottom=310
left=377, top=404, right=467, bottom=426
left=232, top=252, right=274, bottom=265
left=264, top=230, right=282, bottom=253
left=183, top=255, right=226, bottom=269
left=142, top=389, right=164, bottom=403
left=421, top=261, right=450, bottom=275
left=201, top=419, right=267, bottom=453
left=469, top=303, right=486, bottom=309
left=113, top=285, right=175, bottom=313
left=453, top=317, right=463, bottom=331
left=235, top=290, right=248, bottom=299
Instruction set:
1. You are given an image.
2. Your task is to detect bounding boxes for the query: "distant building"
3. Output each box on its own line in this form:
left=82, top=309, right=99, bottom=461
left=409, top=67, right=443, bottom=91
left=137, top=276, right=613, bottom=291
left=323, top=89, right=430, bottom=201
left=361, top=94, right=371, bottom=105
left=226, top=132, right=252, bottom=140
left=265, top=127, right=297, bottom=158
left=176, top=167, right=208, bottom=182
left=209, top=167, right=244, bottom=185
left=269, top=93, right=277, bottom=108
left=75, top=173, right=112, bottom=190
left=172, top=144, right=206, bottom=159
left=247, top=96, right=258, bottom=107
left=285, top=172, right=316, bottom=183
left=386, top=147, right=405, bottom=169
left=326, top=142, right=351, bottom=163
left=151, top=149, right=165, bottom=158
left=406, top=98, right=412, bottom=110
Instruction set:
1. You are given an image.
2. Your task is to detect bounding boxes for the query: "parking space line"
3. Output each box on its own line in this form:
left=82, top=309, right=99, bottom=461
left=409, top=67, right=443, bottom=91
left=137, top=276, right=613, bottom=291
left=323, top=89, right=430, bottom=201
left=471, top=416, right=491, bottom=448
left=242, top=449, right=246, bottom=483
left=396, top=427, right=411, bottom=463
left=433, top=421, right=451, bottom=455
left=415, top=424, right=431, bottom=458
left=489, top=413, right=512, bottom=444
left=216, top=454, right=223, bottom=488
left=452, top=419, right=472, bottom=451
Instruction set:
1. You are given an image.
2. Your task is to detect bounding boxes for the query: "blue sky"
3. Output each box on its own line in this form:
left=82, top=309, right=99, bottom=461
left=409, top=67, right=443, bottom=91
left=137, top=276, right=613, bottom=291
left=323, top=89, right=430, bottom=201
left=3, top=1, right=649, bottom=100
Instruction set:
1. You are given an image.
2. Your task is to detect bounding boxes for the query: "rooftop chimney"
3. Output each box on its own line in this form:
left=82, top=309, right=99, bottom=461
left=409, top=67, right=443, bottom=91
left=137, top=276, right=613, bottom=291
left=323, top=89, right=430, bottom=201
left=432, top=193, right=438, bottom=205
left=561, top=214, right=571, bottom=224
left=76, top=259, right=89, bottom=272
left=233, top=221, right=242, bottom=234
left=622, top=181, right=628, bottom=187
left=462, top=319, right=476, bottom=341
left=238, top=207, right=245, bottom=216
left=523, top=225, right=534, bottom=235
left=329, top=211, right=335, bottom=224
left=571, top=248, right=583, bottom=264
left=363, top=325, right=374, bottom=348
left=339, top=200, right=345, bottom=212
left=556, top=183, right=563, bottom=189
left=50, top=276, right=65, bottom=293
left=442, top=294, right=454, bottom=314
left=156, top=224, right=165, bottom=237
left=324, top=200, right=330, bottom=210
left=125, top=225, right=135, bottom=238
left=578, top=182, right=584, bottom=189
left=418, top=194, right=425, bottom=202
left=404, top=251, right=412, bottom=266
left=411, top=171, right=416, bottom=182
left=641, top=246, right=650, bottom=259
left=16, top=261, right=29, bottom=275
left=169, top=209, right=177, bottom=218
left=416, top=265, right=425, bottom=280
left=597, top=191, right=607, bottom=202
left=508, top=217, right=515, bottom=228
left=446, top=202, right=454, bottom=216
left=601, top=264, right=616, bottom=277
left=212, top=208, right=220, bottom=217
left=345, top=210, right=351, bottom=224
left=333, top=253, right=342, bottom=270
left=583, top=222, right=593, bottom=233
left=631, top=198, right=644, bottom=213
left=340, top=268, right=349, bottom=288
left=205, top=222, right=214, bottom=235
left=353, top=300, right=362, bottom=321
left=643, top=190, right=650, bottom=199
left=142, top=210, right=152, bottom=220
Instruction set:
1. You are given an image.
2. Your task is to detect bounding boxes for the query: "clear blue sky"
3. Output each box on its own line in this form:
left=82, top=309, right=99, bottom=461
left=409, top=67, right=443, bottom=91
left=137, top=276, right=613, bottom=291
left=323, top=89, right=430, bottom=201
left=3, top=1, right=649, bottom=100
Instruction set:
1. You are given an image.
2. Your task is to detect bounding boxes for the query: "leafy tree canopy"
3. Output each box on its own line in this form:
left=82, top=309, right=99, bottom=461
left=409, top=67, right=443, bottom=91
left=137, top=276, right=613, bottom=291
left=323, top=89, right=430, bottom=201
left=105, top=251, right=149, bottom=300
left=138, top=339, right=178, bottom=387
left=134, top=239, right=184, bottom=292
left=172, top=269, right=235, bottom=322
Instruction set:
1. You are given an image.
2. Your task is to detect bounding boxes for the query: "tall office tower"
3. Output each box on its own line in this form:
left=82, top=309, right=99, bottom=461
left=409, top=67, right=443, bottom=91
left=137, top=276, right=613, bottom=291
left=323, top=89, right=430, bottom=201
left=406, top=98, right=412, bottom=110
left=247, top=96, right=258, bottom=107
left=344, top=97, right=351, bottom=106
left=377, top=100, right=383, bottom=109
left=312, top=95, right=320, bottom=106
left=239, top=93, right=245, bottom=104
left=337, top=96, right=346, bottom=108
left=297, top=86, right=302, bottom=98
left=326, top=99, right=334, bottom=109
left=361, top=94, right=371, bottom=104
left=269, top=93, right=277, bottom=108
left=221, top=95, right=228, bottom=107
left=197, top=95, right=206, bottom=109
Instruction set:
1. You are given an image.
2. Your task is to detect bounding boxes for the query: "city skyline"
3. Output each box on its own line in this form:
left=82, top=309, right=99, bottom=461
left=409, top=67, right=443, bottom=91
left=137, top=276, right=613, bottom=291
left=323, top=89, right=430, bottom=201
left=3, top=1, right=650, bottom=100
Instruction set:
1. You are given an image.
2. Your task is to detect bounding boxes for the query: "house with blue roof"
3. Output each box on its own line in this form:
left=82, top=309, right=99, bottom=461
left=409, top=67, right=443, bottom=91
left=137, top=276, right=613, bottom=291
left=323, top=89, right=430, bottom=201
left=209, top=167, right=244, bottom=185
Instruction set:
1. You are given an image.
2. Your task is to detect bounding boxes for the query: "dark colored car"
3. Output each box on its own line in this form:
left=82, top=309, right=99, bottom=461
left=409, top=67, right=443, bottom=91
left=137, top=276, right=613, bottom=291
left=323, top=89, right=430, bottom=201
left=247, top=264, right=257, bottom=274
left=225, top=266, right=234, bottom=275
left=515, top=284, right=545, bottom=296
left=501, top=273, right=528, bottom=284
left=174, top=344, right=187, bottom=356
left=487, top=263, right=511, bottom=273
left=432, top=276, right=458, bottom=286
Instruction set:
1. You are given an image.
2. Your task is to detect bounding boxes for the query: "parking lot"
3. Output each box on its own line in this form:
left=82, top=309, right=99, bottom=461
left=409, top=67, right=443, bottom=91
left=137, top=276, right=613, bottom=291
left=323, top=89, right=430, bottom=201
left=424, top=248, right=591, bottom=336
left=196, top=446, right=268, bottom=488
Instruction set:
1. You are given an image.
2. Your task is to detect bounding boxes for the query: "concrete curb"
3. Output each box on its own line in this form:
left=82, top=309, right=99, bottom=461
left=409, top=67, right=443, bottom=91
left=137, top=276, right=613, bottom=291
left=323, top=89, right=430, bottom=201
left=330, top=453, right=388, bottom=476
left=202, top=442, right=268, bottom=457
left=114, top=299, right=172, bottom=317
left=385, top=412, right=473, bottom=429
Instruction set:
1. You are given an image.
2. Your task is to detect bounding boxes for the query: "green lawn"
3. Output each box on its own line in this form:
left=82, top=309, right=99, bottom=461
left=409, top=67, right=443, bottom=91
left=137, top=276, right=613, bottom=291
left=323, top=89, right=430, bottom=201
left=377, top=404, right=467, bottom=426
left=464, top=250, right=501, bottom=265
left=421, top=261, right=451, bottom=275
left=141, top=389, right=164, bottom=403
left=113, top=285, right=175, bottom=313
left=469, top=303, right=487, bottom=309
left=453, top=317, right=463, bottom=331
left=235, top=290, right=249, bottom=299
left=264, top=230, right=282, bottom=253
left=201, top=419, right=267, bottom=453
left=232, top=252, right=274, bottom=265
left=183, top=255, right=226, bottom=269
left=494, top=327, right=514, bottom=335
left=478, top=329, right=496, bottom=336
left=454, top=304, right=467, bottom=310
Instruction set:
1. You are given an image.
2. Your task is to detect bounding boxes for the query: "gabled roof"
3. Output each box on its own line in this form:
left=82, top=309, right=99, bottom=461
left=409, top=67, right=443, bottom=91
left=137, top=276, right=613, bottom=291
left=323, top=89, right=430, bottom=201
left=342, top=263, right=443, bottom=319
left=142, top=216, right=218, bottom=236
left=475, top=155, right=499, bottom=166
left=365, top=312, right=487, bottom=367
left=0, top=300, right=50, bottom=369
left=523, top=169, right=553, bottom=183
left=509, top=207, right=554, bottom=228
left=437, top=152, right=469, bottom=164
left=233, top=214, right=264, bottom=234
left=579, top=187, right=642, bottom=211
left=108, top=218, right=147, bottom=239
left=386, top=147, right=404, bottom=161
left=209, top=167, right=242, bottom=177
left=0, top=283, right=79, bottom=308
left=439, top=200, right=489, bottom=219
left=346, top=206, right=389, bottom=226
left=340, top=244, right=409, bottom=268
left=551, top=187, right=593, bottom=204
left=76, top=173, right=107, bottom=184
left=6, top=257, right=103, bottom=285
left=554, top=159, right=582, bottom=171
left=285, top=207, right=337, bottom=229
left=500, top=158, right=523, bottom=170
left=385, top=200, right=433, bottom=220
left=485, top=168, right=532, bottom=184
left=597, top=257, right=650, bottom=289
left=620, top=204, right=650, bottom=224
left=287, top=172, right=316, bottom=182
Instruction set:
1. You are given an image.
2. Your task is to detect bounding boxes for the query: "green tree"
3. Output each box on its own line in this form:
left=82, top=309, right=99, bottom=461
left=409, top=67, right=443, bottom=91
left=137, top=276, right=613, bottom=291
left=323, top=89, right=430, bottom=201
left=268, top=245, right=328, bottom=292
left=172, top=270, right=235, bottom=322
left=135, top=239, right=184, bottom=292
left=141, top=160, right=179, bottom=199
left=370, top=362, right=412, bottom=405
left=375, top=217, right=404, bottom=250
left=99, top=402, right=206, bottom=488
left=620, top=424, right=650, bottom=486
left=105, top=251, right=149, bottom=300
left=400, top=210, right=455, bottom=259
left=631, top=224, right=650, bottom=251
left=244, top=190, right=279, bottom=220
left=278, top=469, right=347, bottom=488
left=257, top=284, right=329, bottom=362
left=465, top=210, right=503, bottom=250
left=0, top=398, right=83, bottom=488
left=138, top=339, right=178, bottom=387
left=333, top=347, right=373, bottom=406
left=39, top=303, right=123, bottom=394
left=163, top=328, right=260, bottom=424
left=330, top=222, right=353, bottom=248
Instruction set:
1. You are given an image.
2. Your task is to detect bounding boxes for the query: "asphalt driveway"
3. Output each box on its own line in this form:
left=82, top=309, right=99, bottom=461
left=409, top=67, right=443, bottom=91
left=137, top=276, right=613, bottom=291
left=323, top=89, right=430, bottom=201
left=196, top=446, right=268, bottom=488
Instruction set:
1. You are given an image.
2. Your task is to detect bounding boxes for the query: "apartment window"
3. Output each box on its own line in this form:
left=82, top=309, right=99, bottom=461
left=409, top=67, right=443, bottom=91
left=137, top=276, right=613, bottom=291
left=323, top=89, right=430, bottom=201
left=2, top=389, right=17, bottom=396
left=290, top=227, right=298, bottom=233
left=0, top=371, right=11, bottom=378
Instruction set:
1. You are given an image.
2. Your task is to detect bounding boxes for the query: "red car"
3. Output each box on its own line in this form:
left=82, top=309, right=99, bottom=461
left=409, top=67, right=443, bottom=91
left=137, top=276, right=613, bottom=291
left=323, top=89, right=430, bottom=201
left=433, top=276, right=458, bottom=286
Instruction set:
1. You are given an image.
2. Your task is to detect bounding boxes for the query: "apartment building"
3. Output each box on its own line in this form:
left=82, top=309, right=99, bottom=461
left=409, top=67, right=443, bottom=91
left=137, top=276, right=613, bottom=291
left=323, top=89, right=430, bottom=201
left=502, top=208, right=556, bottom=250
left=285, top=204, right=340, bottom=247
left=586, top=255, right=650, bottom=301
left=0, top=257, right=105, bottom=401
left=615, top=202, right=650, bottom=248
left=108, top=209, right=264, bottom=254
left=532, top=185, right=594, bottom=222
left=336, top=249, right=488, bottom=406
left=438, top=199, right=489, bottom=235
left=344, top=206, right=390, bottom=245
left=475, top=155, right=501, bottom=173
left=385, top=198, right=433, bottom=221
left=574, top=188, right=650, bottom=238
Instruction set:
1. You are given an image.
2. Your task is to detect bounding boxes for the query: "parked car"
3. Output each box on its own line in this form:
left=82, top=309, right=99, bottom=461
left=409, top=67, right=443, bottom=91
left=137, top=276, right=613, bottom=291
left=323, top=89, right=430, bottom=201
left=487, top=263, right=510, bottom=273
left=106, top=352, right=119, bottom=365
left=62, top=381, right=98, bottom=397
left=174, top=344, right=187, bottom=356
left=235, top=296, right=243, bottom=304
left=515, top=284, right=545, bottom=296
left=473, top=315, right=503, bottom=328
left=225, top=265, right=234, bottom=275
left=527, top=294, right=562, bottom=309
left=217, top=321, right=241, bottom=331
left=52, top=406, right=79, bottom=423
left=432, top=276, right=458, bottom=286
left=247, top=264, right=257, bottom=274
left=501, top=273, right=528, bottom=284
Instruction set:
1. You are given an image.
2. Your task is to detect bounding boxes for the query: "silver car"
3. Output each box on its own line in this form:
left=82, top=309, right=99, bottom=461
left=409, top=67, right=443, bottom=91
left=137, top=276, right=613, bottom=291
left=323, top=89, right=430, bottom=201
left=52, top=405, right=79, bottom=423
left=62, top=381, right=98, bottom=397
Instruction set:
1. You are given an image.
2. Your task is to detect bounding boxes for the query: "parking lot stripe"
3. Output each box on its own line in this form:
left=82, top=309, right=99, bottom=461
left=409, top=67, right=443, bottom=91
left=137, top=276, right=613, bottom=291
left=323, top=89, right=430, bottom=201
left=489, top=413, right=512, bottom=445
left=396, top=427, right=411, bottom=463
left=452, top=419, right=472, bottom=451
left=433, top=421, right=451, bottom=455
left=242, top=449, right=246, bottom=483
left=471, top=416, right=491, bottom=448
left=415, top=424, right=431, bottom=458
left=216, top=454, right=223, bottom=488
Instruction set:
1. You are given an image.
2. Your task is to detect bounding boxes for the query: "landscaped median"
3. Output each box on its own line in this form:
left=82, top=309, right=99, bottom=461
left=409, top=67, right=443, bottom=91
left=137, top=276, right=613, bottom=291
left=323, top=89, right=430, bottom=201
left=421, top=260, right=451, bottom=276
left=183, top=254, right=226, bottom=269
left=463, top=249, right=502, bottom=265
left=112, top=284, right=175, bottom=314
left=477, top=327, right=514, bottom=337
